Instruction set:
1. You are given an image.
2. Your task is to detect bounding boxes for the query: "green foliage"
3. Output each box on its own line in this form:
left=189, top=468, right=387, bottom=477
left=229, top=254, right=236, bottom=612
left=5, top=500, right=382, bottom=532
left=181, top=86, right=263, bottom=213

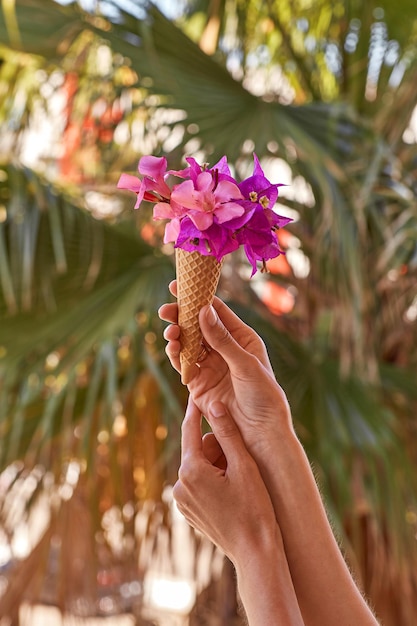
left=0, top=164, right=178, bottom=470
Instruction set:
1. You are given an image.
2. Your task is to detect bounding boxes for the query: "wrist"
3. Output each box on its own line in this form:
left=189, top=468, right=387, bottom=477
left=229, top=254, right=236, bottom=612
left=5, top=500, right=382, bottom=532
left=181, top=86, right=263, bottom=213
left=233, top=525, right=305, bottom=626
left=233, top=523, right=283, bottom=575
left=248, top=428, right=312, bottom=519
left=248, top=419, right=301, bottom=460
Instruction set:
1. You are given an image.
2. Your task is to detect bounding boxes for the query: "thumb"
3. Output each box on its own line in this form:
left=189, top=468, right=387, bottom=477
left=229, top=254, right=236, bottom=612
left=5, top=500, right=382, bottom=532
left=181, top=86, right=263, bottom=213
left=207, top=401, right=248, bottom=465
left=199, top=305, right=252, bottom=374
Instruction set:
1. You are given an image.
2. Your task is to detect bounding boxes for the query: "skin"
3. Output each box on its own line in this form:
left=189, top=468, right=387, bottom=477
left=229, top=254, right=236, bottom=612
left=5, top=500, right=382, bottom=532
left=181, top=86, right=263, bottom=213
left=159, top=281, right=380, bottom=626
left=174, top=397, right=305, bottom=626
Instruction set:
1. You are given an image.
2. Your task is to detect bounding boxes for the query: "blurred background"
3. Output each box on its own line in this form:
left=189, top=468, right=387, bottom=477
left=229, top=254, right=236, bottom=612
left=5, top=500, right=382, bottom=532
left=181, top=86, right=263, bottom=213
left=0, top=0, right=416, bottom=624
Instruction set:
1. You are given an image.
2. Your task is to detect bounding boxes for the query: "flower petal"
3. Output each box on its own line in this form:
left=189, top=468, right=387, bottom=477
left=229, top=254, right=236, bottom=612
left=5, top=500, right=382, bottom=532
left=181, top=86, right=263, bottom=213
left=189, top=210, right=214, bottom=230
left=138, top=155, right=167, bottom=178
left=117, top=174, right=141, bottom=192
left=215, top=201, right=245, bottom=224
left=214, top=180, right=243, bottom=202
left=252, top=153, right=264, bottom=178
left=153, top=202, right=175, bottom=220
left=171, top=180, right=200, bottom=210
left=164, top=218, right=181, bottom=243
left=210, top=155, right=232, bottom=178
left=185, top=157, right=203, bottom=183
left=195, top=171, right=213, bottom=192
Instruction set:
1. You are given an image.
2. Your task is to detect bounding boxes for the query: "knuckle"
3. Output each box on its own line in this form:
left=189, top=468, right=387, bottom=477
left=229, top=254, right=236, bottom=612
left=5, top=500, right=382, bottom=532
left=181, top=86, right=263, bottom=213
left=180, top=416, right=191, bottom=438
left=215, top=321, right=233, bottom=345
left=256, top=335, right=267, bottom=352
left=249, top=352, right=266, bottom=373
left=166, top=342, right=180, bottom=359
left=177, top=465, right=188, bottom=485
left=177, top=458, right=196, bottom=486
left=234, top=351, right=259, bottom=377
left=172, top=480, right=184, bottom=504
left=216, top=420, right=237, bottom=440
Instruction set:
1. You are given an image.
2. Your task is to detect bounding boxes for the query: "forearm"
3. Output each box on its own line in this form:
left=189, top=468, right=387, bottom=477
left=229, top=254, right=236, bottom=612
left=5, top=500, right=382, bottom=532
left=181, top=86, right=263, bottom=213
left=234, top=528, right=305, bottom=626
left=253, top=431, right=379, bottom=626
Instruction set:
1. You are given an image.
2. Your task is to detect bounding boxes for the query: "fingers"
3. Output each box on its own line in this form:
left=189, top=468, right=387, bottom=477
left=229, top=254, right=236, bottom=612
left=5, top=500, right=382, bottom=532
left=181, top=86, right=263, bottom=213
left=208, top=299, right=273, bottom=374
left=180, top=397, right=203, bottom=461
left=199, top=305, right=257, bottom=377
left=180, top=400, right=246, bottom=470
left=163, top=324, right=180, bottom=342
left=165, top=338, right=181, bottom=373
left=159, top=281, right=269, bottom=378
left=157, top=281, right=178, bottom=323
left=206, top=401, right=247, bottom=469
left=158, top=302, right=178, bottom=324
left=160, top=312, right=181, bottom=371
left=158, top=287, right=181, bottom=371
left=161, top=281, right=260, bottom=351
left=202, top=432, right=226, bottom=468
left=211, top=298, right=255, bottom=341
left=160, top=282, right=251, bottom=340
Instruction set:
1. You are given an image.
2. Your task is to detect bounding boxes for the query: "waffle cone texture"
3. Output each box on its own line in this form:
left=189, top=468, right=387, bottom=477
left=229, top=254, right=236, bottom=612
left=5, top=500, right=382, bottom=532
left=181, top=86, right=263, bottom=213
left=175, top=248, right=223, bottom=384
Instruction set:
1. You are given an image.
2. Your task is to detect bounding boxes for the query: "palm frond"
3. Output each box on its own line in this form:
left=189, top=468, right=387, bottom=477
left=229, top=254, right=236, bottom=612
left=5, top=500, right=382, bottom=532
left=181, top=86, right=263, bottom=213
left=0, top=164, right=178, bottom=469
left=0, top=0, right=85, bottom=57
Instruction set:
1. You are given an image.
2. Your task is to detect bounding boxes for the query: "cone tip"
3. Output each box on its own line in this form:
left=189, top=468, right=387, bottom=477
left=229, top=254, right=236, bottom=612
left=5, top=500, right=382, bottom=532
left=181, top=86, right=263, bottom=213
left=181, top=363, right=199, bottom=385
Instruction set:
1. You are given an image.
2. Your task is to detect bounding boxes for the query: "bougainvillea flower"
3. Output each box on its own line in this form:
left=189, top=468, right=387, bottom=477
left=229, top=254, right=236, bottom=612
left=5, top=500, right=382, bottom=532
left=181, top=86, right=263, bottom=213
left=263, top=207, right=292, bottom=230
left=170, top=172, right=245, bottom=230
left=236, top=206, right=285, bottom=276
left=174, top=216, right=240, bottom=261
left=118, top=152, right=292, bottom=275
left=238, top=153, right=284, bottom=210
left=117, top=155, right=171, bottom=208
left=176, top=155, right=236, bottom=186
left=163, top=216, right=182, bottom=244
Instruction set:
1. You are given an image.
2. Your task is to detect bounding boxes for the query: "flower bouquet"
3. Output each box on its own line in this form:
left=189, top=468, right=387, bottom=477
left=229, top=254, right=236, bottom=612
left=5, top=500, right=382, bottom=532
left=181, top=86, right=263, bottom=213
left=118, top=154, right=291, bottom=383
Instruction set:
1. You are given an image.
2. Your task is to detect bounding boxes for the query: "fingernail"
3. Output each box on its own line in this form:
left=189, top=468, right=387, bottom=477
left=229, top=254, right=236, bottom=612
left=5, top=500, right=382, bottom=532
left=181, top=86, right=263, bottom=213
left=206, top=305, right=217, bottom=327
left=210, top=401, right=225, bottom=418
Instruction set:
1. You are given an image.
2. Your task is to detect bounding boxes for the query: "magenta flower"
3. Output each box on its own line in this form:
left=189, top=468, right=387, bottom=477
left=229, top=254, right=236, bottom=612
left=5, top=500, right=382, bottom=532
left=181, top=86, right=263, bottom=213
left=235, top=207, right=287, bottom=275
left=171, top=173, right=245, bottom=230
left=118, top=153, right=291, bottom=274
left=117, top=155, right=171, bottom=208
left=181, top=155, right=236, bottom=185
left=238, top=154, right=284, bottom=209
left=175, top=216, right=240, bottom=260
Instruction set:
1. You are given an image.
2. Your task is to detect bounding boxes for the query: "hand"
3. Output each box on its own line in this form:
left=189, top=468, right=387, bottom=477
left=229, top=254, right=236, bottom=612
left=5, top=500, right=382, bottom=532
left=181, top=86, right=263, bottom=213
left=174, top=398, right=306, bottom=626
left=173, top=397, right=281, bottom=567
left=163, top=285, right=380, bottom=626
left=159, top=281, right=294, bottom=453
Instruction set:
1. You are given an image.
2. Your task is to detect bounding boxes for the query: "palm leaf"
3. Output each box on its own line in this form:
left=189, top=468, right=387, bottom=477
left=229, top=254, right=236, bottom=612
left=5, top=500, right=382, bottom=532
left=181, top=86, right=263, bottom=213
left=0, top=0, right=85, bottom=56
left=0, top=164, right=179, bottom=469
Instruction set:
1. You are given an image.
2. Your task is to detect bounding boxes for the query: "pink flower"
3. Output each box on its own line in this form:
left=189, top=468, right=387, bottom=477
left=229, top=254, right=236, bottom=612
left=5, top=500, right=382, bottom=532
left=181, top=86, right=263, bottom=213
left=235, top=206, right=285, bottom=276
left=175, top=216, right=239, bottom=260
left=238, top=153, right=284, bottom=209
left=180, top=155, right=236, bottom=185
left=117, top=155, right=171, bottom=208
left=170, top=172, right=245, bottom=230
left=117, top=153, right=292, bottom=275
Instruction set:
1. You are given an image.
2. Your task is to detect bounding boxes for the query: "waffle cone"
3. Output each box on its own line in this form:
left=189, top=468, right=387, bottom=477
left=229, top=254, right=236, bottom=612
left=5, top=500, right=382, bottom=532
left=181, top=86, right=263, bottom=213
left=176, top=248, right=223, bottom=384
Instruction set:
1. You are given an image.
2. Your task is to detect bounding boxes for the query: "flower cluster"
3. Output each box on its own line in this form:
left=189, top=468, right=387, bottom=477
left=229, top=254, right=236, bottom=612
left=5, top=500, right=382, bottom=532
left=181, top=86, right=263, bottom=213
left=118, top=154, right=291, bottom=275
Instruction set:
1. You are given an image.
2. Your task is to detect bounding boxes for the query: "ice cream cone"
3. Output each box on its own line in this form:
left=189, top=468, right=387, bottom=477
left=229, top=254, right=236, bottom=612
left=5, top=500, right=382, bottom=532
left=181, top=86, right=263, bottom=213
left=175, top=248, right=223, bottom=384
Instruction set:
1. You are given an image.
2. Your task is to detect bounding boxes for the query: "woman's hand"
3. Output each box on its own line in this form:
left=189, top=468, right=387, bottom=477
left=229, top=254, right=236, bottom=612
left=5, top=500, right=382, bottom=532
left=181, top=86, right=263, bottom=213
left=163, top=284, right=380, bottom=626
left=159, top=281, right=294, bottom=453
left=173, top=397, right=279, bottom=565
left=173, top=397, right=305, bottom=626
